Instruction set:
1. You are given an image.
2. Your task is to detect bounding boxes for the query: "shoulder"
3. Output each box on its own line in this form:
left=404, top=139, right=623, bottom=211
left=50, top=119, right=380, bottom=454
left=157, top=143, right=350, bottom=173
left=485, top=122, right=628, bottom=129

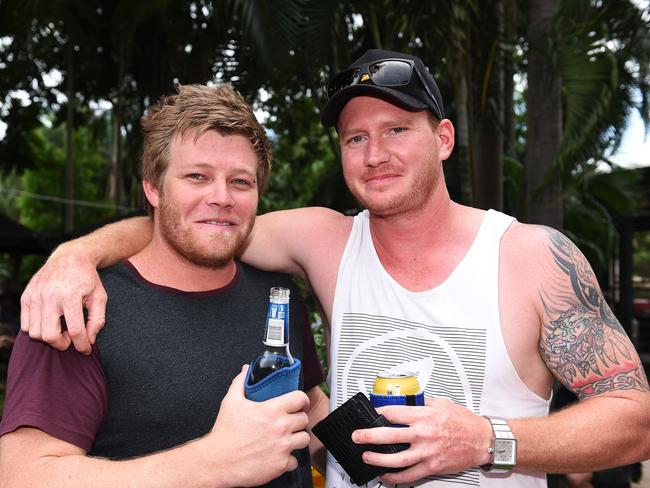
left=501, top=223, right=590, bottom=277
left=499, top=222, right=594, bottom=319
left=237, top=262, right=296, bottom=288
left=500, top=222, right=580, bottom=272
left=98, top=260, right=134, bottom=287
left=235, top=263, right=307, bottom=306
left=501, top=221, right=550, bottom=252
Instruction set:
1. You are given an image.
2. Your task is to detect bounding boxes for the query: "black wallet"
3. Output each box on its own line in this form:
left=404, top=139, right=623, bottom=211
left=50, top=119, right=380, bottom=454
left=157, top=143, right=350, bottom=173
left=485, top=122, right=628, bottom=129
left=311, top=392, right=409, bottom=486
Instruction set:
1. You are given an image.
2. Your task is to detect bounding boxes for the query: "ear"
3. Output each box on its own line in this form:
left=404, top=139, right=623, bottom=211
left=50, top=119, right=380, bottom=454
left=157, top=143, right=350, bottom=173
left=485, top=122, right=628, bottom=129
left=142, top=179, right=160, bottom=209
left=437, top=119, right=455, bottom=161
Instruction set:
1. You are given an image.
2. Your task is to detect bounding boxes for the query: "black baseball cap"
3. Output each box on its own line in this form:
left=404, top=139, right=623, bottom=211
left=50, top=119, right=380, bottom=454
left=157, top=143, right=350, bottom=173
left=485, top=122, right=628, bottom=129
left=321, top=49, right=445, bottom=128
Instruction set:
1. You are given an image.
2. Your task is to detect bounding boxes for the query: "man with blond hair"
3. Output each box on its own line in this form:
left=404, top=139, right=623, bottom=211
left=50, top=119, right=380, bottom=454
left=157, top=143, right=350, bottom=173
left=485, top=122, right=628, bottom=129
left=0, top=84, right=327, bottom=488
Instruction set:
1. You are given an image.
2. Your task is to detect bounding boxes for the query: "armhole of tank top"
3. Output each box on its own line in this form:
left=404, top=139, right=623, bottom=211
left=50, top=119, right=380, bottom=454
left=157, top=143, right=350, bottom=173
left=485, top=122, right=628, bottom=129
left=328, top=212, right=365, bottom=394
left=331, top=212, right=365, bottom=314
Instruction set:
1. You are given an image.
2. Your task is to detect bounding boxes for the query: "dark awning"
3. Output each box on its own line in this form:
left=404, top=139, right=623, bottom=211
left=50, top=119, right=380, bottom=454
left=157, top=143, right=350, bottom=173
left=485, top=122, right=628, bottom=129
left=0, top=213, right=49, bottom=254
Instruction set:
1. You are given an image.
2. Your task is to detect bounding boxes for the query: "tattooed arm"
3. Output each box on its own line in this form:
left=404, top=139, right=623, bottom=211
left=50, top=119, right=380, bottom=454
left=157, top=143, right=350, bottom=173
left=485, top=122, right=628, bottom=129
left=539, top=227, right=648, bottom=398
left=507, top=225, right=650, bottom=472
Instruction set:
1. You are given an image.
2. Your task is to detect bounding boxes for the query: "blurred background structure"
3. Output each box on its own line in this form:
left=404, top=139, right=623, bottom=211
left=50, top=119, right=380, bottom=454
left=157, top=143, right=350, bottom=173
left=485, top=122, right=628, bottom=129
left=0, top=2, right=649, bottom=482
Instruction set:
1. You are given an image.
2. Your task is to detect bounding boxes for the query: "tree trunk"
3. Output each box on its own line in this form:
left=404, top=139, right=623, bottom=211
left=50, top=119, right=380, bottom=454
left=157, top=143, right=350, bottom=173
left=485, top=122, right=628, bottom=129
left=109, top=49, right=126, bottom=207
left=503, top=0, right=517, bottom=158
left=447, top=5, right=475, bottom=206
left=526, top=0, right=563, bottom=229
left=109, top=96, right=124, bottom=206
left=64, top=42, right=75, bottom=234
left=367, top=3, right=383, bottom=49
left=474, top=1, right=504, bottom=211
left=455, top=71, right=474, bottom=206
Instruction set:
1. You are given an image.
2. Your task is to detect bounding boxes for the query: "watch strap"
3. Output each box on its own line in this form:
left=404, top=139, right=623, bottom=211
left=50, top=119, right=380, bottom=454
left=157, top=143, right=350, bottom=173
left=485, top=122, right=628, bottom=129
left=480, top=416, right=516, bottom=473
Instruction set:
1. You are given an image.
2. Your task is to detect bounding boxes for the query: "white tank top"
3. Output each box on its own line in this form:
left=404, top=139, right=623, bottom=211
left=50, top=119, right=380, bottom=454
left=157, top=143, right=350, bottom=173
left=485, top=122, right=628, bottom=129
left=326, top=209, right=550, bottom=488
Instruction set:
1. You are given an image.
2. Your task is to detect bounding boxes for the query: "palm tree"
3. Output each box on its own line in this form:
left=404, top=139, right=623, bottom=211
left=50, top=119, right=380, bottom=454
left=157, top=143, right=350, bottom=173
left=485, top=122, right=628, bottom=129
left=526, top=0, right=649, bottom=231
left=526, top=0, right=563, bottom=228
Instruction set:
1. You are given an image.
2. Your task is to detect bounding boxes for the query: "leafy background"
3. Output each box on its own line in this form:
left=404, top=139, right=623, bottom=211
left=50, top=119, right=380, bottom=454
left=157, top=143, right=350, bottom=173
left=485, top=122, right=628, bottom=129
left=1, top=0, right=650, bottom=411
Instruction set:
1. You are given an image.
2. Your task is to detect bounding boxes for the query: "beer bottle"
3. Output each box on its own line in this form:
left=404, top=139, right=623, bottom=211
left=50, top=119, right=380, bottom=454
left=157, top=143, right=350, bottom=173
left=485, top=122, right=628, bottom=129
left=249, top=287, right=294, bottom=384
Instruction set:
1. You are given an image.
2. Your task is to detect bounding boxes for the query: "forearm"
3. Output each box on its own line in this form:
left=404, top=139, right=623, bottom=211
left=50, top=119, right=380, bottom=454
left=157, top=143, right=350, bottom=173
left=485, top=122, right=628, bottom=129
left=307, top=386, right=329, bottom=474
left=511, top=393, right=650, bottom=473
left=53, top=216, right=153, bottom=269
left=4, top=437, right=228, bottom=488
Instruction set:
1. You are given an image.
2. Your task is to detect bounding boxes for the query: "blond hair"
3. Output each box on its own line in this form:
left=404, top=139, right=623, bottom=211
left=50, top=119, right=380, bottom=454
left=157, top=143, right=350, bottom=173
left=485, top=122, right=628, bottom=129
left=140, top=84, right=272, bottom=213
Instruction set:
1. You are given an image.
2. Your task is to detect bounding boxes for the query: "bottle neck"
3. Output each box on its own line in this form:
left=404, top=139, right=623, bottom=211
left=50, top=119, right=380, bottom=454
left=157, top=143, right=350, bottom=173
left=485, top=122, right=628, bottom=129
left=263, top=299, right=290, bottom=347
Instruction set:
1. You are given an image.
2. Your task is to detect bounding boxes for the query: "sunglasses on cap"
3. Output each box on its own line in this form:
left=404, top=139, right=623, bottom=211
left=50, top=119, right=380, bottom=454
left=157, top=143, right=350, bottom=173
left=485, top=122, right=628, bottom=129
left=326, top=58, right=443, bottom=119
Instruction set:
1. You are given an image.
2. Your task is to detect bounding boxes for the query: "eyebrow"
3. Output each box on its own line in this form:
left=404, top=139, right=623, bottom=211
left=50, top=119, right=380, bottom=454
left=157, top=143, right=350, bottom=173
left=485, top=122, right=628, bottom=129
left=179, top=162, right=256, bottom=174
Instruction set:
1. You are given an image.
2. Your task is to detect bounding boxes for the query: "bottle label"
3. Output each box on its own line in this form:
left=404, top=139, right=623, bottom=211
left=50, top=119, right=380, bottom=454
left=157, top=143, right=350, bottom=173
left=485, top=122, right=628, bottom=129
left=264, top=302, right=289, bottom=346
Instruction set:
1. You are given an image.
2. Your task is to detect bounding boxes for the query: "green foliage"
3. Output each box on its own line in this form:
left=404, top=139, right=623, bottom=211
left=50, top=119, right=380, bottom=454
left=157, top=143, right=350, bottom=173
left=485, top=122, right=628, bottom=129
left=564, top=165, right=640, bottom=276
left=259, top=88, right=357, bottom=213
left=311, top=321, right=330, bottom=395
left=503, top=156, right=525, bottom=218
left=0, top=0, right=647, bottom=353
left=534, top=0, right=650, bottom=197
left=0, top=170, right=25, bottom=286
left=0, top=169, right=21, bottom=219
left=17, top=123, right=116, bottom=233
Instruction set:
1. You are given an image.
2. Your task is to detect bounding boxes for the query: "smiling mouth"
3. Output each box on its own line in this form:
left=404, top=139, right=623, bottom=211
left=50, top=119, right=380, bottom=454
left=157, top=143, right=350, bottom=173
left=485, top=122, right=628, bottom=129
left=365, top=174, right=399, bottom=183
left=197, top=219, right=235, bottom=226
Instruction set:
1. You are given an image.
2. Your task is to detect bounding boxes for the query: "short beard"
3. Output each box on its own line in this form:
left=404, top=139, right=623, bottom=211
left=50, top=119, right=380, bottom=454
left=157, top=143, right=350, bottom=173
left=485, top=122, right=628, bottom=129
left=158, top=197, right=252, bottom=269
left=350, top=153, right=438, bottom=218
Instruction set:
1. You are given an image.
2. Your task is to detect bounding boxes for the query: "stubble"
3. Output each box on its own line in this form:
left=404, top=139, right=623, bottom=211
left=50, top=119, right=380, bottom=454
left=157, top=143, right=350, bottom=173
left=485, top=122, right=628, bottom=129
left=158, top=196, right=254, bottom=269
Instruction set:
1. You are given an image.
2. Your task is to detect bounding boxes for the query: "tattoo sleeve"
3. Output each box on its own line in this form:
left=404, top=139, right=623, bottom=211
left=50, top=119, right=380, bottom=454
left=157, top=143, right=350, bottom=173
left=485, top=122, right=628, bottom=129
left=538, top=227, right=649, bottom=399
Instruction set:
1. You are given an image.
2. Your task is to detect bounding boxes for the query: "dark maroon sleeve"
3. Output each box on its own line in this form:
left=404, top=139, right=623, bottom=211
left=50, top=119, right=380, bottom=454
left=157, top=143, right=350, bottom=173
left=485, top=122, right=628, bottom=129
left=0, top=332, right=108, bottom=451
left=300, top=305, right=325, bottom=391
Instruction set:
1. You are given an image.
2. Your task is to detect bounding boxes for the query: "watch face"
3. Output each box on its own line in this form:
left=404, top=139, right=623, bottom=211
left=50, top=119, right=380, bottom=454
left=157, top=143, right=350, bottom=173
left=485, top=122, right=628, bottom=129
left=494, top=439, right=516, bottom=464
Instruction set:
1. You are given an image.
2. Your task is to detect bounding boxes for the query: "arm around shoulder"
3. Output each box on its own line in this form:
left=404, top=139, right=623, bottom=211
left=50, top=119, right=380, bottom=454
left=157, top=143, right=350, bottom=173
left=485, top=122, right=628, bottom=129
left=241, top=207, right=351, bottom=278
left=60, top=214, right=153, bottom=269
left=20, top=216, right=153, bottom=352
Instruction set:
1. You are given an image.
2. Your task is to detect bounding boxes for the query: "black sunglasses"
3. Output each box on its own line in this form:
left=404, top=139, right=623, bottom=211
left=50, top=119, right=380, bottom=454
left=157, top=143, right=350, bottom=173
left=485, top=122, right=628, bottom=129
left=326, top=58, right=443, bottom=119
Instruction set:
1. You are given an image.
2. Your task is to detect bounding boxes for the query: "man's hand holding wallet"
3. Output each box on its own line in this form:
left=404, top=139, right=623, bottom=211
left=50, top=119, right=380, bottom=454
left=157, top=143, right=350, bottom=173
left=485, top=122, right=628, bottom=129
left=313, top=393, right=497, bottom=486
left=311, top=392, right=410, bottom=486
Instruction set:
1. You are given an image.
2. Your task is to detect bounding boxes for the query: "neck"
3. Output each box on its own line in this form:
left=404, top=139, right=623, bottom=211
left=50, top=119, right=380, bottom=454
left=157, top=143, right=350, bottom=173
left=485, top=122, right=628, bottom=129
left=368, top=186, right=483, bottom=291
left=129, top=232, right=237, bottom=292
left=369, top=182, right=456, bottom=253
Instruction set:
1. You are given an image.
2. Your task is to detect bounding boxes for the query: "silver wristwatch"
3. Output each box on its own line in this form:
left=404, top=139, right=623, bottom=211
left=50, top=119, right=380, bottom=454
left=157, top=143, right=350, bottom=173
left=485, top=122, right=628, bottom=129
left=480, top=416, right=517, bottom=473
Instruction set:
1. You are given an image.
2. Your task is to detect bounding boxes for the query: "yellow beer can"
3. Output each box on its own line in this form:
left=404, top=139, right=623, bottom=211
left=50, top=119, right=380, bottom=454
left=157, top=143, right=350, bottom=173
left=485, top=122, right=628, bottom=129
left=372, top=371, right=420, bottom=396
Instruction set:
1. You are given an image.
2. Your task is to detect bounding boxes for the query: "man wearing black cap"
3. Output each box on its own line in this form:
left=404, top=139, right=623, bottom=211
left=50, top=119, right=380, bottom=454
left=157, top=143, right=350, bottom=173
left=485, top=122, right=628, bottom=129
left=19, top=49, right=650, bottom=487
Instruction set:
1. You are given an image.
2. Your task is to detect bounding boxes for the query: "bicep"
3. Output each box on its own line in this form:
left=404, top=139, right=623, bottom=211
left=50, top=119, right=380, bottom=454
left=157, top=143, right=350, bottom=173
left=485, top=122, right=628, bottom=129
left=535, top=227, right=649, bottom=399
left=241, top=210, right=308, bottom=277
left=242, top=207, right=349, bottom=278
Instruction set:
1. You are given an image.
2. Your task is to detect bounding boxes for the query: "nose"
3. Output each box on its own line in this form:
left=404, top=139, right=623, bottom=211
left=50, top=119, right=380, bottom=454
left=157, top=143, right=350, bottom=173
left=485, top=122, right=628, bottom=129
left=365, top=136, right=390, bottom=167
left=206, top=180, right=234, bottom=208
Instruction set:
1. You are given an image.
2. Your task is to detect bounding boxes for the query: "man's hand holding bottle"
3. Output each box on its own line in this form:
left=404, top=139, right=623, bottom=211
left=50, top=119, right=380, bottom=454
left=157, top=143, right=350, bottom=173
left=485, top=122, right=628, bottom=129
left=206, top=365, right=311, bottom=487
